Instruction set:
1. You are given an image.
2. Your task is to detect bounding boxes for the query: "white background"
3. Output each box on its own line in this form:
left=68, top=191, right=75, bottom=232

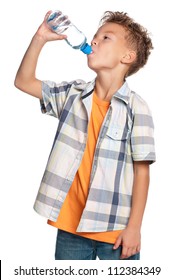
left=0, top=0, right=172, bottom=278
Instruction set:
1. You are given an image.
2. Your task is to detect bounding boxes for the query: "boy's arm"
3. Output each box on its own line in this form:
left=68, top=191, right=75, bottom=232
left=14, top=12, right=67, bottom=99
left=113, top=161, right=150, bottom=259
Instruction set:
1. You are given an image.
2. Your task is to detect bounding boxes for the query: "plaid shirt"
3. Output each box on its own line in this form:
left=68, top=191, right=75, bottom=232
left=34, top=79, right=156, bottom=232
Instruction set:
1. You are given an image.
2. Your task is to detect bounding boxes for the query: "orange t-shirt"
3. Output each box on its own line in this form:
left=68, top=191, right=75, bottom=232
left=48, top=91, right=122, bottom=244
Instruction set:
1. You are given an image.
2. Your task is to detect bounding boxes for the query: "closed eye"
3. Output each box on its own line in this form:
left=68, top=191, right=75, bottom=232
left=104, top=35, right=110, bottom=40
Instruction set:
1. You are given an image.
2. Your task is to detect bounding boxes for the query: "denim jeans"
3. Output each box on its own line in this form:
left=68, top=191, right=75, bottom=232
left=55, top=229, right=140, bottom=260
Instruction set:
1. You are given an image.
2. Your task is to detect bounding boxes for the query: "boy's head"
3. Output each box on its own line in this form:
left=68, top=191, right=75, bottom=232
left=99, top=11, right=153, bottom=77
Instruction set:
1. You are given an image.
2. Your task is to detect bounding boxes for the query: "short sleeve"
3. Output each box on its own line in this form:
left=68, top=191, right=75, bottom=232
left=130, top=96, right=156, bottom=163
left=40, top=80, right=73, bottom=119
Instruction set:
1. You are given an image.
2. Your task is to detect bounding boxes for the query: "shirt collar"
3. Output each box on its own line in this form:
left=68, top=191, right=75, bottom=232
left=74, top=79, right=95, bottom=94
left=113, top=80, right=131, bottom=104
left=74, top=79, right=131, bottom=104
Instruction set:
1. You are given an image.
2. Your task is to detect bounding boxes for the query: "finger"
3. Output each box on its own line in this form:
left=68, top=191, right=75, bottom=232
left=120, top=246, right=128, bottom=259
left=113, top=236, right=122, bottom=250
left=135, top=245, right=141, bottom=256
left=131, top=247, right=138, bottom=257
left=44, top=10, right=52, bottom=21
left=55, top=33, right=67, bottom=39
left=48, top=33, right=67, bottom=42
left=123, top=247, right=139, bottom=259
left=137, top=244, right=141, bottom=252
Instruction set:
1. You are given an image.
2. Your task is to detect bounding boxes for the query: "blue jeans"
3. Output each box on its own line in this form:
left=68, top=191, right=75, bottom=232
left=55, top=229, right=140, bottom=260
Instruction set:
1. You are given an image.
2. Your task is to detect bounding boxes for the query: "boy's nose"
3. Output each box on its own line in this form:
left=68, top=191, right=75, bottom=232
left=91, top=39, right=97, bottom=46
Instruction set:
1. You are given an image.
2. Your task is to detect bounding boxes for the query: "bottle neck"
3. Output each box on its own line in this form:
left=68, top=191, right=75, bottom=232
left=80, top=43, right=92, bottom=54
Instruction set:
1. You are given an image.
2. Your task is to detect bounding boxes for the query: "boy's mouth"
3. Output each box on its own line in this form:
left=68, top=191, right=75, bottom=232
left=89, top=49, right=95, bottom=55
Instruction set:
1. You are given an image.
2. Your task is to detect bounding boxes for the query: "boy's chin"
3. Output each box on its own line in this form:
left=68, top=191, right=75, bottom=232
left=87, top=62, right=99, bottom=73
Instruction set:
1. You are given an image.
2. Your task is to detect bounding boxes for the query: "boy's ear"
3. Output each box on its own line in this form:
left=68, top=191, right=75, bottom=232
left=121, top=50, right=136, bottom=64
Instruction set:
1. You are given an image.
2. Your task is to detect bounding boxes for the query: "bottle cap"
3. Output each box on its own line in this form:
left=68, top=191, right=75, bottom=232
left=80, top=43, right=92, bottom=54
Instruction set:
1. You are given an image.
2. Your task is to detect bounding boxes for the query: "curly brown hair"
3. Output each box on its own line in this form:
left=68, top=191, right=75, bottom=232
left=100, top=11, right=153, bottom=77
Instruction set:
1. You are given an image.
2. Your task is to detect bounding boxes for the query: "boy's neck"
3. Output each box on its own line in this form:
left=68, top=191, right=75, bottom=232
left=95, top=72, right=125, bottom=102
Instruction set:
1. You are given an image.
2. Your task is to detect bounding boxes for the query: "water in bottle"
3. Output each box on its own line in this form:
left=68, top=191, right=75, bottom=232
left=47, top=10, right=92, bottom=54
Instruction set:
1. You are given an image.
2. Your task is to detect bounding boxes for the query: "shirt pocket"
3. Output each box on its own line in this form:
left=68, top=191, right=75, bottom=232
left=106, top=126, right=129, bottom=141
left=101, top=125, right=131, bottom=154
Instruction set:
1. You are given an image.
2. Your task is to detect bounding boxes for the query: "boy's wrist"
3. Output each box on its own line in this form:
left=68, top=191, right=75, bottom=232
left=126, top=221, right=142, bottom=231
left=32, top=33, right=47, bottom=47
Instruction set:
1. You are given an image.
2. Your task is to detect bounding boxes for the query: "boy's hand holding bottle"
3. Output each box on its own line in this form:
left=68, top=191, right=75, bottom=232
left=34, top=11, right=67, bottom=45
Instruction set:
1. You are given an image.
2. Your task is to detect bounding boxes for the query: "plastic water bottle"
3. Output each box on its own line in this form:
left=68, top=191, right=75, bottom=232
left=47, top=10, right=92, bottom=54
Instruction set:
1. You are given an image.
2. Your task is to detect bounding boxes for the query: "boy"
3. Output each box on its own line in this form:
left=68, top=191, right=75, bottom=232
left=14, top=11, right=156, bottom=260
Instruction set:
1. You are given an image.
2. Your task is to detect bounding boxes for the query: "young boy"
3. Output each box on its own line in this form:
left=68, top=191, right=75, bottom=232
left=15, top=11, right=156, bottom=260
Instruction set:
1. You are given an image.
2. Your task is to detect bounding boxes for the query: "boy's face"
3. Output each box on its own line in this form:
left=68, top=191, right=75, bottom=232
left=87, top=23, right=130, bottom=73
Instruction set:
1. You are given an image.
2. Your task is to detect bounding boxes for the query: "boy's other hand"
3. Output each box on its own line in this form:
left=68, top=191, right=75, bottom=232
left=113, top=227, right=141, bottom=259
left=35, top=11, right=67, bottom=44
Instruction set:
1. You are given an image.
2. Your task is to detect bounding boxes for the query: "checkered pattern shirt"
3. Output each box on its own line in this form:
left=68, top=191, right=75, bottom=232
left=34, top=79, right=156, bottom=232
